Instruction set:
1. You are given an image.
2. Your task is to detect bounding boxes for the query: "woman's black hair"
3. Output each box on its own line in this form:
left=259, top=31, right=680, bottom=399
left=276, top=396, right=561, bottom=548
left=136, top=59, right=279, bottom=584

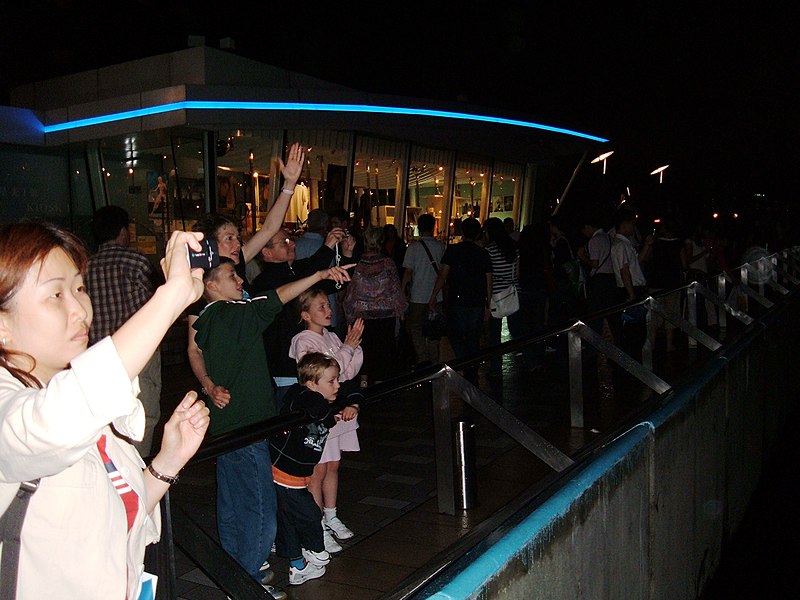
left=484, top=217, right=516, bottom=263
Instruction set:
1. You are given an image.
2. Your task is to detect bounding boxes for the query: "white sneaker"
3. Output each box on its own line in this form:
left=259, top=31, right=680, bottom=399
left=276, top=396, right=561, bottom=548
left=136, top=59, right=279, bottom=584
left=325, top=515, right=354, bottom=539
left=323, top=526, right=342, bottom=553
left=302, top=547, right=331, bottom=566
left=289, top=561, right=326, bottom=585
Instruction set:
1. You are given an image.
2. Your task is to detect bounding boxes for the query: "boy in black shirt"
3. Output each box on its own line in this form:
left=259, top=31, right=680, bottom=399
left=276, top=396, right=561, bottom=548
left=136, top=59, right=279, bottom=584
left=270, top=353, right=362, bottom=585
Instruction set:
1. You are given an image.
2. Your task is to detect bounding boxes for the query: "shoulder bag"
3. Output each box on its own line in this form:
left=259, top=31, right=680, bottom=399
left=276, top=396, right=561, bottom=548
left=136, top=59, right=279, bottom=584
left=0, top=479, right=40, bottom=599
left=490, top=284, right=520, bottom=318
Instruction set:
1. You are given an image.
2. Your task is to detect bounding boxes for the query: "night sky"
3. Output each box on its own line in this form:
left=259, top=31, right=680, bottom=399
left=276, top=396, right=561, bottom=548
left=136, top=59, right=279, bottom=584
left=2, top=2, right=797, bottom=221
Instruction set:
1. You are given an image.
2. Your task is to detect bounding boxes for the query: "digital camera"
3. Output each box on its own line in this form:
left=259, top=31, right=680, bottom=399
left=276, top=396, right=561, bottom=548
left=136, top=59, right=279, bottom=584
left=187, top=238, right=220, bottom=270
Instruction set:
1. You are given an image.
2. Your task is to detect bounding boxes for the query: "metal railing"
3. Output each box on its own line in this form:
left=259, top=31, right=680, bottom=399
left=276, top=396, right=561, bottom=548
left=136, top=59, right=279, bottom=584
left=150, top=245, right=800, bottom=599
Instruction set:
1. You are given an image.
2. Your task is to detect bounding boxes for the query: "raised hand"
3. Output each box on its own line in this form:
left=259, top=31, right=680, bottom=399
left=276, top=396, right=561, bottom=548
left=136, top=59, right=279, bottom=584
left=319, top=263, right=355, bottom=286
left=155, top=391, right=210, bottom=474
left=159, top=230, right=205, bottom=308
left=344, top=318, right=364, bottom=348
left=279, top=142, right=305, bottom=186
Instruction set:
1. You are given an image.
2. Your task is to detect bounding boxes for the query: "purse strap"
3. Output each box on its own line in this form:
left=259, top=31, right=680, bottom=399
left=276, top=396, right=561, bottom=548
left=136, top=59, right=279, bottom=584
left=419, top=240, right=439, bottom=274
left=0, top=479, right=40, bottom=600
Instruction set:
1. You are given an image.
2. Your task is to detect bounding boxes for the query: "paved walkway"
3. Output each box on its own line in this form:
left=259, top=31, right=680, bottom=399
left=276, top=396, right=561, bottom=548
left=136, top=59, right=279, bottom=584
left=154, top=314, right=789, bottom=600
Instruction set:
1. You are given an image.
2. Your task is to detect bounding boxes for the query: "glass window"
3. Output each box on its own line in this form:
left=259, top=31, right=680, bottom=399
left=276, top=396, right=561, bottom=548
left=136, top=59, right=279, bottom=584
left=0, top=145, right=75, bottom=227
left=351, top=135, right=406, bottom=232
left=489, top=161, right=525, bottom=233
left=215, top=130, right=283, bottom=236
left=450, top=155, right=491, bottom=241
left=285, top=129, right=353, bottom=231
left=98, top=131, right=204, bottom=256
left=405, top=146, right=454, bottom=243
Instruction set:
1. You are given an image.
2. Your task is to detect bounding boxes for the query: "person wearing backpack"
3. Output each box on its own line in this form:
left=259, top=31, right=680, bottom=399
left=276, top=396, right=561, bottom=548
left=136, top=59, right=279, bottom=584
left=343, top=227, right=408, bottom=384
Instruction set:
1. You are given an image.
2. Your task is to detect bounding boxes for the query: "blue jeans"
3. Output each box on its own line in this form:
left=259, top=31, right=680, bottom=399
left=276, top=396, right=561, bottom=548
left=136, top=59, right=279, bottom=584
left=216, top=440, right=277, bottom=579
left=447, top=304, right=485, bottom=379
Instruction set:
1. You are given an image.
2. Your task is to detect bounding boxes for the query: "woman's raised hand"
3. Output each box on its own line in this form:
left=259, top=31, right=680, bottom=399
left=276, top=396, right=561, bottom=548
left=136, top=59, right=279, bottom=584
left=279, top=142, right=305, bottom=185
left=160, top=230, right=206, bottom=307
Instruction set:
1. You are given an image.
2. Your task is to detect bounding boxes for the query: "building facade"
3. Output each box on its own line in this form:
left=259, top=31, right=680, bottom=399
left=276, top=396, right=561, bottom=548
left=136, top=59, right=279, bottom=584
left=0, top=46, right=607, bottom=256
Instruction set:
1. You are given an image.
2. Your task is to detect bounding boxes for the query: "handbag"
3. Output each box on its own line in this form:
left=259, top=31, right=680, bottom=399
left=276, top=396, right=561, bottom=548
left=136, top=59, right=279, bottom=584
left=0, top=479, right=40, bottom=599
left=490, top=285, right=520, bottom=318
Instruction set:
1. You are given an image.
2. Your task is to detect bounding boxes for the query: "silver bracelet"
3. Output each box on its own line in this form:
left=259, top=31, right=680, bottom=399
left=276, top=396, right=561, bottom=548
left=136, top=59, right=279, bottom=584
left=147, top=463, right=180, bottom=485
left=282, top=187, right=295, bottom=195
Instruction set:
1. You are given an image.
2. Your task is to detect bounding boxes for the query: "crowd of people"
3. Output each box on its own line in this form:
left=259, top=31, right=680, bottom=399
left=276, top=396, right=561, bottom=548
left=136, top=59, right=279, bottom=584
left=2, top=137, right=794, bottom=599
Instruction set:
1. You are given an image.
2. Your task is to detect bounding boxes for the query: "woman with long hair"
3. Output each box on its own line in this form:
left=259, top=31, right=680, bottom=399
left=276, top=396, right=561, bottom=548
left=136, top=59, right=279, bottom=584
left=483, top=217, right=524, bottom=380
left=342, top=226, right=407, bottom=383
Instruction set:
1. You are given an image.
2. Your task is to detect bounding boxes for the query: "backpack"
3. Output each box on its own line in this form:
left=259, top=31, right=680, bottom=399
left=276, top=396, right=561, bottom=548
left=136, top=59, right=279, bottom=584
left=343, top=255, right=408, bottom=321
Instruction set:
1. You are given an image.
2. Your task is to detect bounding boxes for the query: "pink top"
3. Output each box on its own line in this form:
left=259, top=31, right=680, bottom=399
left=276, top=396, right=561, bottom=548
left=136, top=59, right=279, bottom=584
left=289, top=328, right=364, bottom=381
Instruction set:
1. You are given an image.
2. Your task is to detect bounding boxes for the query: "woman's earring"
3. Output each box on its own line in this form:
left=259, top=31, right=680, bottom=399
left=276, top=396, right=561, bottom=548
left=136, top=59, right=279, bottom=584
left=0, top=337, right=6, bottom=346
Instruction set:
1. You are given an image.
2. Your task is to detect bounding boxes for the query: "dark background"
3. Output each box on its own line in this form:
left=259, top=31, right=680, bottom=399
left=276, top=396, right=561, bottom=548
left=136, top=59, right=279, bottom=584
left=2, top=1, right=797, bottom=230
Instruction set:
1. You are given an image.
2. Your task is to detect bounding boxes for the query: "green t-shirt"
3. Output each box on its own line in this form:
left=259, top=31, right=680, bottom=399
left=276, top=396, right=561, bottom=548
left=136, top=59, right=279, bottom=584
left=193, top=293, right=283, bottom=436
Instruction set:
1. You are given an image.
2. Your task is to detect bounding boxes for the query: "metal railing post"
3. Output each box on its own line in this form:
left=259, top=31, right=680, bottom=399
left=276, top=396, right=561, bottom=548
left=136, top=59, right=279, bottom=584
left=431, top=372, right=456, bottom=515
left=567, top=329, right=584, bottom=429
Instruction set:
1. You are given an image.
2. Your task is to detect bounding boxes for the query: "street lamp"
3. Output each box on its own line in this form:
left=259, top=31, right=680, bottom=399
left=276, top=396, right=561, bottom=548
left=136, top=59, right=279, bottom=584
left=650, top=164, right=669, bottom=184
left=591, top=150, right=614, bottom=175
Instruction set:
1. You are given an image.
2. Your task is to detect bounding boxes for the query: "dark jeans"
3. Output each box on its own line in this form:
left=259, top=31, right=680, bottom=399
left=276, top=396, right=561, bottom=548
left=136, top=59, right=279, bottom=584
left=446, top=304, right=485, bottom=379
left=216, top=441, right=277, bottom=579
left=517, top=288, right=548, bottom=368
left=274, top=484, right=325, bottom=560
left=361, top=316, right=397, bottom=382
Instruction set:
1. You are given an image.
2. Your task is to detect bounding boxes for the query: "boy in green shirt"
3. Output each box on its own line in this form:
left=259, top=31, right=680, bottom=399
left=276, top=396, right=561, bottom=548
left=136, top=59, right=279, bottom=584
left=192, top=257, right=351, bottom=597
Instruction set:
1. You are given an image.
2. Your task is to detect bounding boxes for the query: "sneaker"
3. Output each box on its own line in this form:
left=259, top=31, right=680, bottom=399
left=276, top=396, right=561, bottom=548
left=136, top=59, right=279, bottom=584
left=325, top=516, right=354, bottom=539
left=261, top=585, right=287, bottom=600
left=289, top=561, right=326, bottom=585
left=302, top=547, right=331, bottom=566
left=323, top=526, right=342, bottom=553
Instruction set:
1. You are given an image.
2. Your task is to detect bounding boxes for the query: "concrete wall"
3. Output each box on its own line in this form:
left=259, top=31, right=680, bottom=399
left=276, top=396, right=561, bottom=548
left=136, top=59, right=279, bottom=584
left=430, top=303, right=796, bottom=599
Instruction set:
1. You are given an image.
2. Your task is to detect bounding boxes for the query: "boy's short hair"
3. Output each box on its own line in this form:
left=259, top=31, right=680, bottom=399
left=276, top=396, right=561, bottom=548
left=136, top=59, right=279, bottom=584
left=202, top=256, right=236, bottom=285
left=297, top=352, right=339, bottom=385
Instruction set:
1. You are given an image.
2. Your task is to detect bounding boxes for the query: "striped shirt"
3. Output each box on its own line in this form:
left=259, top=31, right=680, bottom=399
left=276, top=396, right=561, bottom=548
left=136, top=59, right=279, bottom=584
left=486, top=242, right=519, bottom=292
left=86, top=242, right=156, bottom=344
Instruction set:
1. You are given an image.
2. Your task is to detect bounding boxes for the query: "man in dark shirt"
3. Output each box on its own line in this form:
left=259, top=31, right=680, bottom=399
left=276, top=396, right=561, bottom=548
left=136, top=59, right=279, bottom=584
left=251, top=227, right=355, bottom=403
left=428, top=217, right=492, bottom=382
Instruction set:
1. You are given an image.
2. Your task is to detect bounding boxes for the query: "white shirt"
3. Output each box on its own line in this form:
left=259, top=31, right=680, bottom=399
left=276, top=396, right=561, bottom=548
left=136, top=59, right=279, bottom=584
left=588, top=228, right=614, bottom=276
left=611, top=232, right=647, bottom=288
left=0, top=337, right=159, bottom=600
left=402, top=236, right=445, bottom=303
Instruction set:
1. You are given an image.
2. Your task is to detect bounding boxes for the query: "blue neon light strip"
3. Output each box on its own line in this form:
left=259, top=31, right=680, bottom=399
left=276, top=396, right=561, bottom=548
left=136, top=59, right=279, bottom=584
left=42, top=100, right=608, bottom=142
